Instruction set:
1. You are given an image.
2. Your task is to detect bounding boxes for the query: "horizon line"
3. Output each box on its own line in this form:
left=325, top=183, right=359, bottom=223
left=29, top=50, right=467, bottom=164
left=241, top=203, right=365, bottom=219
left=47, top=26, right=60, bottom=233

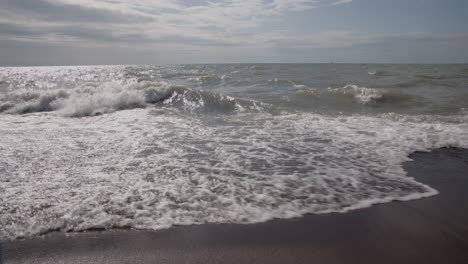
left=2, top=62, right=468, bottom=68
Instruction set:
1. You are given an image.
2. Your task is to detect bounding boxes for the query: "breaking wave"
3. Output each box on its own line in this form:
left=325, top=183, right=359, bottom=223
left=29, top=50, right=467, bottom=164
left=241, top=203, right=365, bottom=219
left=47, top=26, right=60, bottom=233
left=0, top=81, right=271, bottom=117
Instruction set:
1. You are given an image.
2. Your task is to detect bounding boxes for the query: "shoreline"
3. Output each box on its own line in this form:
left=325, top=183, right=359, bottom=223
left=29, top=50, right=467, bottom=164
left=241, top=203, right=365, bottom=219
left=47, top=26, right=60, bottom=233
left=2, top=147, right=468, bottom=263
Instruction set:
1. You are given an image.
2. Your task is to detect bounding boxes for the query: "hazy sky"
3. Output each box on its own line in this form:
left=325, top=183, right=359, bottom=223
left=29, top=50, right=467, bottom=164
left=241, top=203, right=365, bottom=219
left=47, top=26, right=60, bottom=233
left=1, top=0, right=467, bottom=66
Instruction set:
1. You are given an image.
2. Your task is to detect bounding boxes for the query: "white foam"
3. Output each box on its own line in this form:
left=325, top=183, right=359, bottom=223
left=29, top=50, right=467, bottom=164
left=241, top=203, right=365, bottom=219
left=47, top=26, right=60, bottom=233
left=1, top=109, right=467, bottom=240
left=0, top=77, right=268, bottom=116
left=294, top=84, right=307, bottom=88
left=328, top=84, right=384, bottom=104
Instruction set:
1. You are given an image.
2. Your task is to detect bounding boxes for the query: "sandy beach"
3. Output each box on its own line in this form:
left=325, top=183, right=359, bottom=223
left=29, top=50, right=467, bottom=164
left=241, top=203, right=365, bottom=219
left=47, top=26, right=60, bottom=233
left=2, top=147, right=468, bottom=264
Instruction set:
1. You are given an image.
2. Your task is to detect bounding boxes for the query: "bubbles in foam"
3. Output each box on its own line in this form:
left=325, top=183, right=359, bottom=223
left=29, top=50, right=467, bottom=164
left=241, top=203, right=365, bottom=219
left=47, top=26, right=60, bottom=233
left=1, top=108, right=467, bottom=240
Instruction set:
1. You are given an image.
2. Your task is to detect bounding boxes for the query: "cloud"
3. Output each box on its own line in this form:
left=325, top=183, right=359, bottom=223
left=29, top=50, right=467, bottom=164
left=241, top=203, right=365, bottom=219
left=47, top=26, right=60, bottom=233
left=267, top=30, right=468, bottom=49
left=331, top=0, right=353, bottom=6
left=2, top=0, right=466, bottom=65
left=270, top=0, right=319, bottom=11
left=0, top=0, right=350, bottom=49
left=0, top=0, right=153, bottom=24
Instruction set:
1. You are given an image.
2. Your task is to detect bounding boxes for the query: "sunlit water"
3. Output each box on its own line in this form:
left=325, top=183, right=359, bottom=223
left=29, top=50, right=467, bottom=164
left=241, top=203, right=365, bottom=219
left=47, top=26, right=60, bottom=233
left=1, top=64, right=468, bottom=240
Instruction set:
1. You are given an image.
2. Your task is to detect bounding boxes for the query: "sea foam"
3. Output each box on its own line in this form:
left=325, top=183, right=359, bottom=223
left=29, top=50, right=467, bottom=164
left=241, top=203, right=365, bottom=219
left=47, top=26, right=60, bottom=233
left=1, top=108, right=467, bottom=240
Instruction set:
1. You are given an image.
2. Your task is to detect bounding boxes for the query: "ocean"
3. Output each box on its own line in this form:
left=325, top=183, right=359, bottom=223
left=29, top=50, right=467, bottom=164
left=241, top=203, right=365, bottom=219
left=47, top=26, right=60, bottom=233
left=1, top=63, right=468, bottom=240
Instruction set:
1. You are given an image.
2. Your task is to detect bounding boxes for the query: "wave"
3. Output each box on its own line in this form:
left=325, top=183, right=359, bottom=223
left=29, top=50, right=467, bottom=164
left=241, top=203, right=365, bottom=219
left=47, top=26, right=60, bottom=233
left=329, top=85, right=384, bottom=104
left=413, top=73, right=468, bottom=80
left=268, top=78, right=307, bottom=88
left=296, top=84, right=413, bottom=105
left=188, top=74, right=224, bottom=85
left=395, top=73, right=468, bottom=88
left=0, top=90, right=69, bottom=114
left=367, top=70, right=388, bottom=76
left=395, top=79, right=431, bottom=88
left=0, top=81, right=271, bottom=117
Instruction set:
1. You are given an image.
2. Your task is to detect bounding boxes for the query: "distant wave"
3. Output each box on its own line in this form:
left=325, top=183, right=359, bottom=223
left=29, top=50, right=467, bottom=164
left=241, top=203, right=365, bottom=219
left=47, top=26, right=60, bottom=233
left=395, top=79, right=431, bottom=88
left=188, top=74, right=223, bottom=84
left=296, top=84, right=413, bottom=105
left=268, top=78, right=307, bottom=88
left=329, top=85, right=384, bottom=104
left=367, top=70, right=388, bottom=76
left=413, top=73, right=467, bottom=80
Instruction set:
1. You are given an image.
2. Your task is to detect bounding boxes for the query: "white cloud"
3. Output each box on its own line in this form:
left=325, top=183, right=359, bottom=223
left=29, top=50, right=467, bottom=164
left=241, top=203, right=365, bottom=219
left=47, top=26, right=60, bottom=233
left=0, top=0, right=353, bottom=49
left=331, top=0, right=353, bottom=6
left=270, top=0, right=319, bottom=11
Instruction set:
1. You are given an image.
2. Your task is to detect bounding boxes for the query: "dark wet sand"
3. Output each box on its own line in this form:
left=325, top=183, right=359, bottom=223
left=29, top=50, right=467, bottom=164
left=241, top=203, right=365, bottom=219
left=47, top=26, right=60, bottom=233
left=2, top=148, right=468, bottom=264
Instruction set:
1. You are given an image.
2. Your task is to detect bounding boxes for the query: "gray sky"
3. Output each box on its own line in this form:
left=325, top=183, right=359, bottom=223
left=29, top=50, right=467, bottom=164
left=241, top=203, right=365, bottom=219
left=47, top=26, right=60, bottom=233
left=1, top=0, right=467, bottom=66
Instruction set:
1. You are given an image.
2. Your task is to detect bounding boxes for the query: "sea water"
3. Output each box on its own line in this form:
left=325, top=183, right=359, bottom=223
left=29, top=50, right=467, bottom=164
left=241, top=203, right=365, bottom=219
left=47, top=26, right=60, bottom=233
left=1, top=64, right=467, bottom=240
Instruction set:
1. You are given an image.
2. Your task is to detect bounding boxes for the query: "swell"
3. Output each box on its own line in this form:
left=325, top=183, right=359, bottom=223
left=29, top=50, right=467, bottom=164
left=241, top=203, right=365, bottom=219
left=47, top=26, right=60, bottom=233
left=413, top=73, right=468, bottom=80
left=267, top=78, right=307, bottom=88
left=395, top=73, right=468, bottom=88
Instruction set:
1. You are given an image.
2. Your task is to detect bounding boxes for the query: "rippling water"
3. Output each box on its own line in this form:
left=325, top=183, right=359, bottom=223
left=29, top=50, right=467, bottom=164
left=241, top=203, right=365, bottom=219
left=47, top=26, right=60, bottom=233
left=1, top=64, right=468, bottom=240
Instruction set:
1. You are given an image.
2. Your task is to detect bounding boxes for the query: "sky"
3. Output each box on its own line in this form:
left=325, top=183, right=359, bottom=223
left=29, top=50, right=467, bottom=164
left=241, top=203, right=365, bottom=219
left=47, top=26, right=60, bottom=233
left=0, top=0, right=467, bottom=66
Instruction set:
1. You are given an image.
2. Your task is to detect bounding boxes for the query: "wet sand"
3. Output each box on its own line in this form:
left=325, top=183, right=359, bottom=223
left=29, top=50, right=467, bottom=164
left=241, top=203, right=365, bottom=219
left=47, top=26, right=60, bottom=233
left=2, top=148, right=468, bottom=264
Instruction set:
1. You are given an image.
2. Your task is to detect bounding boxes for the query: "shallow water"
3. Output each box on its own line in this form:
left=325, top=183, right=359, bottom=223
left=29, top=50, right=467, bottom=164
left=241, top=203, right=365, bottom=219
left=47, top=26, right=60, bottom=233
left=1, top=64, right=468, bottom=240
